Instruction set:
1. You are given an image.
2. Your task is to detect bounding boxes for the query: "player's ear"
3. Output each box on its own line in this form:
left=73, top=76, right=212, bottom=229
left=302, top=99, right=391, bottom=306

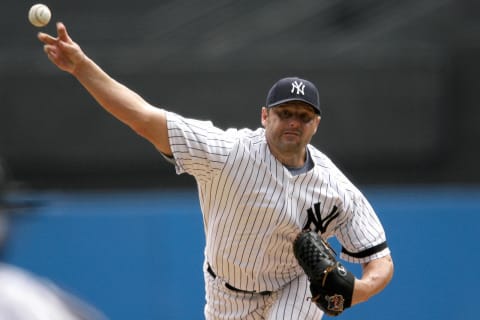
left=261, top=107, right=268, bottom=127
left=312, top=116, right=321, bottom=134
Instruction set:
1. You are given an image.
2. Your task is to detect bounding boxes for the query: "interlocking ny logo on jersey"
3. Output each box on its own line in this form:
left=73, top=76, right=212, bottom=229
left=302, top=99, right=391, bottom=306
left=291, top=80, right=305, bottom=95
left=303, top=202, right=339, bottom=233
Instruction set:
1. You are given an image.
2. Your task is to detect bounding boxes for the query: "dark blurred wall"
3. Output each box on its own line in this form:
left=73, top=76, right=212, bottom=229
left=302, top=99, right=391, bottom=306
left=1, top=0, right=479, bottom=188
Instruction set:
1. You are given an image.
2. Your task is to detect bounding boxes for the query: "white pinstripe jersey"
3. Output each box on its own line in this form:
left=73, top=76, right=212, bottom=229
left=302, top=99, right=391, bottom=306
left=166, top=111, right=390, bottom=292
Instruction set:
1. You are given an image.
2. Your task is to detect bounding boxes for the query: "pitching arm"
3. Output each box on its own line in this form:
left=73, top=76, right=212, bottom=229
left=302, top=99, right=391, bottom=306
left=37, top=22, right=172, bottom=156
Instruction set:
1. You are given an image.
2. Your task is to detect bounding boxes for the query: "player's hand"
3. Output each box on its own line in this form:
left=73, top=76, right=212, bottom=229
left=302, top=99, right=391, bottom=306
left=37, top=22, right=86, bottom=74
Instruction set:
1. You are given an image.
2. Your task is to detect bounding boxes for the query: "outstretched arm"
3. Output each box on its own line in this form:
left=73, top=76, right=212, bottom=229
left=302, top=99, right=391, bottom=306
left=37, top=22, right=172, bottom=156
left=351, top=254, right=394, bottom=305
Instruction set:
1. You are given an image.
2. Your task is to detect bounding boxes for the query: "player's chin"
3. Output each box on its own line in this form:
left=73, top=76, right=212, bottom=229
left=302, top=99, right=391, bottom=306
left=278, top=140, right=304, bottom=153
left=281, top=134, right=304, bottom=146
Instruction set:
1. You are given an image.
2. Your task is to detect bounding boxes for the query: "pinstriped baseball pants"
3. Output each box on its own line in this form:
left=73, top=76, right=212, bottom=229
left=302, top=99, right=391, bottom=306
left=204, top=265, right=323, bottom=320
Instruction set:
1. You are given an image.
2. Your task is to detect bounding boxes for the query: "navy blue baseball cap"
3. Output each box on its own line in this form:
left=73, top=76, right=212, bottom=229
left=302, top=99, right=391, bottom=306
left=266, top=77, right=321, bottom=115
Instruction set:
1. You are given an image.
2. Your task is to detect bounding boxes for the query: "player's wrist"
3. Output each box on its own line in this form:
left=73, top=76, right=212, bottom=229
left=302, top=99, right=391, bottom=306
left=70, top=53, right=91, bottom=77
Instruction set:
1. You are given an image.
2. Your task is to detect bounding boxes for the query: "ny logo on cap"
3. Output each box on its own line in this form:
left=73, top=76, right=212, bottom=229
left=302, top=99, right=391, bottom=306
left=291, top=80, right=305, bottom=95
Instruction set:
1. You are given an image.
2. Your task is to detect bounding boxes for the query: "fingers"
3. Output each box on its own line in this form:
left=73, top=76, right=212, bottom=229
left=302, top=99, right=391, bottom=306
left=37, top=22, right=74, bottom=60
left=44, top=48, right=58, bottom=63
left=37, top=22, right=70, bottom=44
left=43, top=44, right=56, bottom=56
left=37, top=32, right=56, bottom=45
left=38, top=32, right=61, bottom=62
left=56, top=22, right=71, bottom=43
left=36, top=22, right=82, bottom=73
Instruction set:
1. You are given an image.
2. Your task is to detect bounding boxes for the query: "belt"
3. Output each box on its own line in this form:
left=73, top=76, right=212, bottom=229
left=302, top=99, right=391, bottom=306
left=207, top=264, right=272, bottom=296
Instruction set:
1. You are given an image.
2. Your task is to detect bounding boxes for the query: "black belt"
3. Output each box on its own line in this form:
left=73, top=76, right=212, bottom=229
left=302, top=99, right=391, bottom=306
left=207, top=264, right=272, bottom=296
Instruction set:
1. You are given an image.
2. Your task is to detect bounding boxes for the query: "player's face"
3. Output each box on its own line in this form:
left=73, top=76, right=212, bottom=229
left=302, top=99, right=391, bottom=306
left=262, top=102, right=320, bottom=157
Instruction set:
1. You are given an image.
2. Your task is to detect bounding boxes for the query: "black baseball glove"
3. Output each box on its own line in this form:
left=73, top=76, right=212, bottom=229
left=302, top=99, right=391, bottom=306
left=293, top=230, right=355, bottom=316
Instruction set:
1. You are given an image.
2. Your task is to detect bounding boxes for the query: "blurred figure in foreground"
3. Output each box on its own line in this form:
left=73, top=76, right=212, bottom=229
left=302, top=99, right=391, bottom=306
left=0, top=158, right=107, bottom=320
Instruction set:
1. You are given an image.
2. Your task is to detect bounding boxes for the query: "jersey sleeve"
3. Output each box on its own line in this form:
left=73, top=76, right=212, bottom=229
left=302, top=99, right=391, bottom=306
left=335, top=188, right=390, bottom=264
left=165, top=111, right=237, bottom=182
left=315, top=156, right=391, bottom=264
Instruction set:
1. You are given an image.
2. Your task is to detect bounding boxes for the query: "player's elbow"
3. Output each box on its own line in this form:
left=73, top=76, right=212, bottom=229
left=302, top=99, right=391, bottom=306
left=369, top=254, right=394, bottom=295
left=380, top=254, right=394, bottom=287
left=369, top=254, right=394, bottom=287
left=353, top=255, right=394, bottom=305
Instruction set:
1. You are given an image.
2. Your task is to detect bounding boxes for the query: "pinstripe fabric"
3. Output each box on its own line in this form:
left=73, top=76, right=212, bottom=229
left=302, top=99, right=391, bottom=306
left=166, top=111, right=390, bottom=317
left=204, top=262, right=323, bottom=320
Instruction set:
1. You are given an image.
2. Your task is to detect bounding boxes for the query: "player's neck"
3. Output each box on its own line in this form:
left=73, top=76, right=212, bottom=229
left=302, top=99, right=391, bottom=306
left=270, top=146, right=307, bottom=168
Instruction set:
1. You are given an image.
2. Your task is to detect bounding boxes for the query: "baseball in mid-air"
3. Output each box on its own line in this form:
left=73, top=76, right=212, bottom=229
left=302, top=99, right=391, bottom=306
left=28, top=4, right=51, bottom=27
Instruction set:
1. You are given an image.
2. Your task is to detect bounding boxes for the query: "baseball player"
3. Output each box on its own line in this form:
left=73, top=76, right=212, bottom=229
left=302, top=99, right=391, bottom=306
left=38, top=23, right=394, bottom=319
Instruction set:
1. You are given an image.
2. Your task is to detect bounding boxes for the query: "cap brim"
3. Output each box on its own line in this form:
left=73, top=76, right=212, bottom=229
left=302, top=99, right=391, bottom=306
left=266, top=98, right=321, bottom=114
